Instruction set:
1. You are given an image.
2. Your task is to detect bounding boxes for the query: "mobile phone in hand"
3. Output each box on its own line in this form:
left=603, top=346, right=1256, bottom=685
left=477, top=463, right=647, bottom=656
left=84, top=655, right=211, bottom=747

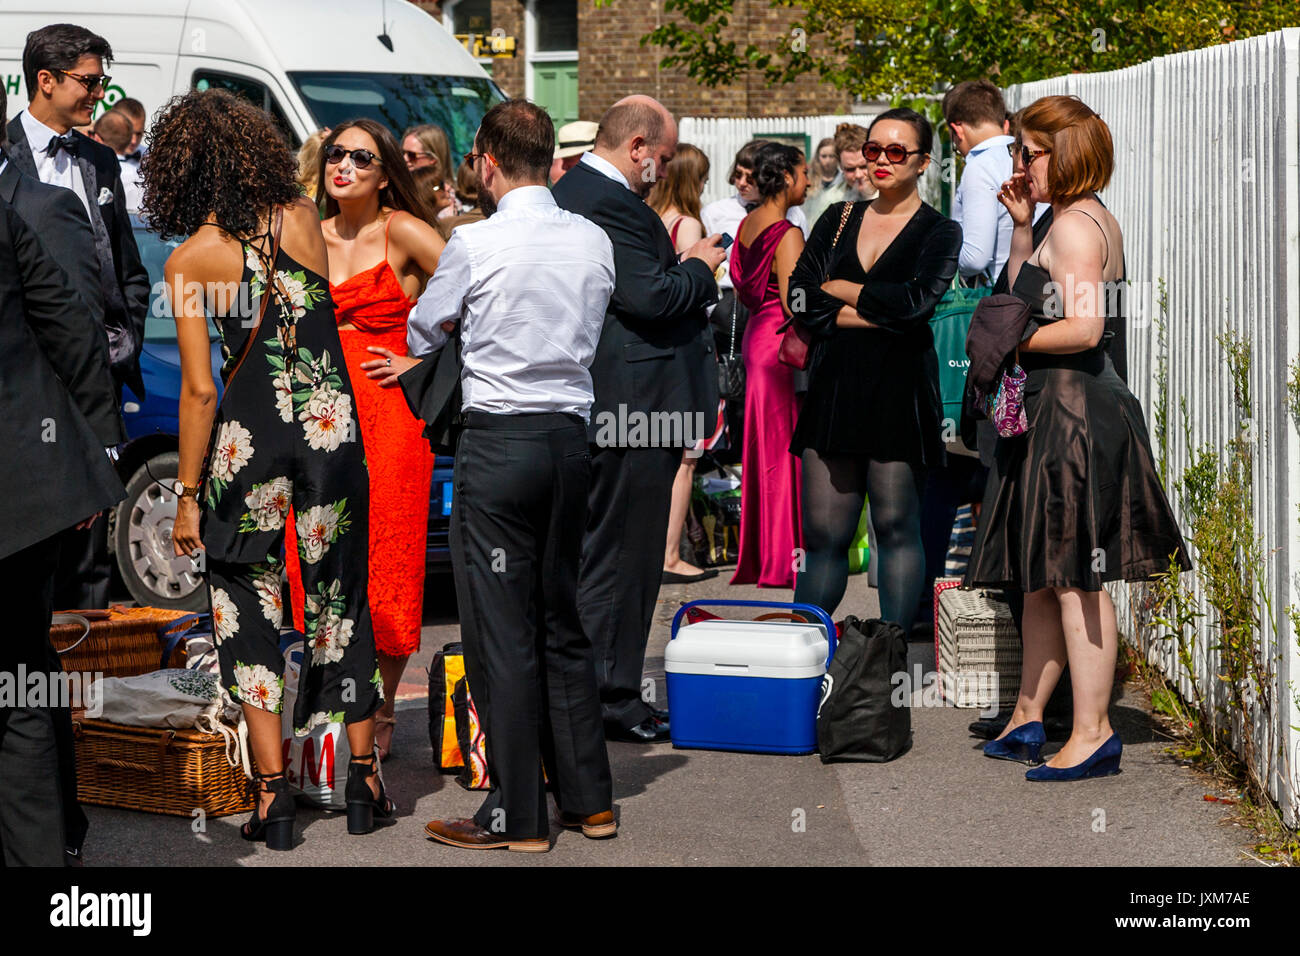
left=719, top=233, right=734, bottom=249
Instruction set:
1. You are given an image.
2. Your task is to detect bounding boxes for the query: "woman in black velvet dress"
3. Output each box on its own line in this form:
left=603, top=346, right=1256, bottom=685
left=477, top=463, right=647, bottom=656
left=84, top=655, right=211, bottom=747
left=789, top=108, right=962, bottom=631
left=965, top=95, right=1190, bottom=781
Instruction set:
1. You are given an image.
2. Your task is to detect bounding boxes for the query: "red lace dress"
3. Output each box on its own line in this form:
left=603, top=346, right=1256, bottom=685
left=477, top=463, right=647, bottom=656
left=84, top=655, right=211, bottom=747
left=285, top=213, right=435, bottom=656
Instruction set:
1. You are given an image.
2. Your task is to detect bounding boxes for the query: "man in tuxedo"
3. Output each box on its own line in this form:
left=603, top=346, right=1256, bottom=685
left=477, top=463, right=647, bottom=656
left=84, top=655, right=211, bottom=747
left=2, top=83, right=125, bottom=865
left=552, top=96, right=726, bottom=743
left=7, top=23, right=150, bottom=610
left=1, top=88, right=123, bottom=450
left=0, top=196, right=125, bottom=866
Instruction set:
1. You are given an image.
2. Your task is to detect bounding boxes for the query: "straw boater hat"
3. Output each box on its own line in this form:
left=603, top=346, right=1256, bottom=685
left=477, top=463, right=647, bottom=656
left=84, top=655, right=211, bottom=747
left=554, top=120, right=598, bottom=159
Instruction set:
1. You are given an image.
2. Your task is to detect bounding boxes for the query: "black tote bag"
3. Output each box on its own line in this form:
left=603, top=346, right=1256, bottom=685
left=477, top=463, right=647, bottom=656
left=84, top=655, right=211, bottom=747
left=816, top=616, right=912, bottom=762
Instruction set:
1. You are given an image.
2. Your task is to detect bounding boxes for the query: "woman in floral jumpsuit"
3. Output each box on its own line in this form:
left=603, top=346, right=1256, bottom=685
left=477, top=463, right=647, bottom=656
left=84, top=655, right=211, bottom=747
left=143, top=89, right=389, bottom=845
left=202, top=230, right=381, bottom=737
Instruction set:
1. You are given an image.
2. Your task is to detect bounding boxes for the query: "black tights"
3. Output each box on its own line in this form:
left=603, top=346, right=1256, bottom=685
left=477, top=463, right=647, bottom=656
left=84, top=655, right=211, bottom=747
left=794, top=450, right=926, bottom=632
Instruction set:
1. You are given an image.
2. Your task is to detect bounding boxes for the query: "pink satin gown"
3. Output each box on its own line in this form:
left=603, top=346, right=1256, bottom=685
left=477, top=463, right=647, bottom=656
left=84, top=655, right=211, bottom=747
left=729, top=218, right=802, bottom=588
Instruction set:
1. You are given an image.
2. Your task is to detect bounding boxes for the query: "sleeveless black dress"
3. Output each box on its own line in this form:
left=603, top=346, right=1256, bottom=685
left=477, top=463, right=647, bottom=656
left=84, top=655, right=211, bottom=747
left=964, top=250, right=1191, bottom=592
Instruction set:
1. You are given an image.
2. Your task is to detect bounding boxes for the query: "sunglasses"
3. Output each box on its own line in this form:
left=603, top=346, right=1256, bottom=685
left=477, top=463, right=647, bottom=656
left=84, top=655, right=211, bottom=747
left=1008, top=143, right=1051, bottom=166
left=403, top=149, right=435, bottom=164
left=324, top=144, right=382, bottom=169
left=863, top=142, right=925, bottom=164
left=464, top=150, right=497, bottom=169
left=56, top=69, right=112, bottom=93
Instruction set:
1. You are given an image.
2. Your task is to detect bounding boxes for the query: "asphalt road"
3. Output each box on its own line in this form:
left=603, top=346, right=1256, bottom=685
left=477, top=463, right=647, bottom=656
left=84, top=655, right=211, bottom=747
left=83, top=571, right=1257, bottom=866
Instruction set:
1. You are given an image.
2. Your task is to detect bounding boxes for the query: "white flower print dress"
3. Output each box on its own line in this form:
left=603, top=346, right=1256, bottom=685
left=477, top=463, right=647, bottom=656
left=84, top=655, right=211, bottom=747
left=202, top=215, right=380, bottom=735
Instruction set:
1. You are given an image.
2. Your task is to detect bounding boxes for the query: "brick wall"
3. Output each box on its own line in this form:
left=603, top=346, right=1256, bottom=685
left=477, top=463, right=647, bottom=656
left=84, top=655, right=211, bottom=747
left=488, top=0, right=527, bottom=95
left=577, top=0, right=848, bottom=120
left=413, top=0, right=848, bottom=119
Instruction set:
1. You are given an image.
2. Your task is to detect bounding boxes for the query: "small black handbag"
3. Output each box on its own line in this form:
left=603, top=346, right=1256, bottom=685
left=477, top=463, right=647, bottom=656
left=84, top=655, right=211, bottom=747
left=716, top=293, right=746, bottom=403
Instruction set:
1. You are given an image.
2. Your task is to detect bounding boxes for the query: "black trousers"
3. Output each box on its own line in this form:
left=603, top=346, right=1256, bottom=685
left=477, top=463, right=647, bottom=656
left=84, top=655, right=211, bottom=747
left=0, top=535, right=69, bottom=866
left=578, top=444, right=680, bottom=730
left=451, top=413, right=612, bottom=839
left=53, top=517, right=113, bottom=611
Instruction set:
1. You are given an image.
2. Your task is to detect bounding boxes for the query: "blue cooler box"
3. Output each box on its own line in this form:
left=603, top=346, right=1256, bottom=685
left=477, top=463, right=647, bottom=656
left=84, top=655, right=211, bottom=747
left=665, top=600, right=835, bottom=755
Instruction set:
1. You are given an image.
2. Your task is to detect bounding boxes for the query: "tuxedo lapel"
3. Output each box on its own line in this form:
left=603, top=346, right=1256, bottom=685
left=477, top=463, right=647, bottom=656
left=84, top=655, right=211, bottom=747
left=5, top=117, right=38, bottom=178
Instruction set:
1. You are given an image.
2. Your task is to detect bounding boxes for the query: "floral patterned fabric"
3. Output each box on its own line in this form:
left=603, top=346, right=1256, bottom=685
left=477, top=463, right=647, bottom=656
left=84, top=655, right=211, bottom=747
left=203, top=224, right=381, bottom=734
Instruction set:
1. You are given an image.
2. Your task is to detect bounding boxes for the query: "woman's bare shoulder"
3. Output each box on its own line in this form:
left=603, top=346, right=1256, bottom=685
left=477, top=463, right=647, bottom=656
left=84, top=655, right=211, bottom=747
left=166, top=227, right=240, bottom=281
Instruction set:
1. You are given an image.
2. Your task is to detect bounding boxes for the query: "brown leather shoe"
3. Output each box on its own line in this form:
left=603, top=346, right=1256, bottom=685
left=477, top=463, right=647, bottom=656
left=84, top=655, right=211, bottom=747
left=556, top=809, right=618, bottom=839
left=424, top=818, right=550, bottom=852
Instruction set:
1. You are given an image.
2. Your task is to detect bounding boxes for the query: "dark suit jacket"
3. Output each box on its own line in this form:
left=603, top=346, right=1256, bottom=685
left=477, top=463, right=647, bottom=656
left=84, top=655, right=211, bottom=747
left=0, top=155, right=125, bottom=444
left=6, top=114, right=150, bottom=397
left=551, top=160, right=719, bottom=446
left=0, top=199, right=126, bottom=560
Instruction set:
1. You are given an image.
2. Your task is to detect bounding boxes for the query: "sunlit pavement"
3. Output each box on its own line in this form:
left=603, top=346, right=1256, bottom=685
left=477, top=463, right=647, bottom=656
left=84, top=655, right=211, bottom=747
left=84, top=571, right=1256, bottom=866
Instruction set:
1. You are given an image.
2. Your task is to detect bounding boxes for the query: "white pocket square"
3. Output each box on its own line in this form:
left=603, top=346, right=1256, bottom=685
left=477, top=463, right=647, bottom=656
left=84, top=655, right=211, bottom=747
left=97, top=187, right=114, bottom=205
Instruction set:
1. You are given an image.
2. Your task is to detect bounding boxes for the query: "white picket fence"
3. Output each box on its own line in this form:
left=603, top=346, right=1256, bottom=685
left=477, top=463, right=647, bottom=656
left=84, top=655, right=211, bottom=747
left=679, top=112, right=935, bottom=211
left=1008, top=30, right=1300, bottom=824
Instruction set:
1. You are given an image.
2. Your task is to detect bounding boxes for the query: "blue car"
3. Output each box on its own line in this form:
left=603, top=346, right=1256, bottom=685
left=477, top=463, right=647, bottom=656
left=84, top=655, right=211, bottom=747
left=111, top=219, right=453, bottom=611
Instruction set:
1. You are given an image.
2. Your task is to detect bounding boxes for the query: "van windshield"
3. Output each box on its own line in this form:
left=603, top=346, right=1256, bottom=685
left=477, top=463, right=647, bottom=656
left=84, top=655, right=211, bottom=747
left=288, top=72, right=503, bottom=163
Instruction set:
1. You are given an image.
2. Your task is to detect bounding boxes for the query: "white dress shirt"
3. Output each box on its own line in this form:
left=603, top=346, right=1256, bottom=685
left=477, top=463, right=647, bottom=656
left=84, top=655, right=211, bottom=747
left=19, top=109, right=92, bottom=217
left=407, top=185, right=615, bottom=421
left=118, top=155, right=143, bottom=214
left=579, top=150, right=632, bottom=191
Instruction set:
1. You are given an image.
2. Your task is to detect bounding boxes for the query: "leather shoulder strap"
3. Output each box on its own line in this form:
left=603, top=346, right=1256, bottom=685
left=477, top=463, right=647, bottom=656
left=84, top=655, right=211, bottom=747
left=225, top=206, right=283, bottom=384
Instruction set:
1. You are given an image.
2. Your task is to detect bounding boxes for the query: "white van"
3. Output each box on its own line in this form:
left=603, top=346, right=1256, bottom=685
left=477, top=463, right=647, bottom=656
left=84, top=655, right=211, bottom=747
left=0, top=0, right=504, bottom=155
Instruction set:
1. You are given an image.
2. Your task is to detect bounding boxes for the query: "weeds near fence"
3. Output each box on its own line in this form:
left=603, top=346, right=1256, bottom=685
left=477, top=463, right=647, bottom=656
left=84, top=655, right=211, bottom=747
left=1153, top=278, right=1170, bottom=487
left=1139, top=327, right=1298, bottom=864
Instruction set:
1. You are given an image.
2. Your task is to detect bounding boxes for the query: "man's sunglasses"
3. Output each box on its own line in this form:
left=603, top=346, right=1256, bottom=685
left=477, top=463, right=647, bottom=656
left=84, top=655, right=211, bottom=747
left=862, top=142, right=925, bottom=164
left=1008, top=143, right=1051, bottom=166
left=464, top=150, right=497, bottom=169
left=56, top=70, right=112, bottom=93
left=324, top=145, right=382, bottom=169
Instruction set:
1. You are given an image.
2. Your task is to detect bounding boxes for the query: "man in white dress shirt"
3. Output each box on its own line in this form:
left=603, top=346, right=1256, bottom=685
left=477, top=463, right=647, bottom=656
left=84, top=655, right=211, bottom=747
left=391, top=99, right=617, bottom=853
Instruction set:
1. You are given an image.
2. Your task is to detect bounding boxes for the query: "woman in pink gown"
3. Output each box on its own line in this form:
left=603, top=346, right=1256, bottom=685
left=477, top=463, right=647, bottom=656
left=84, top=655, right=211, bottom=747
left=730, top=143, right=809, bottom=588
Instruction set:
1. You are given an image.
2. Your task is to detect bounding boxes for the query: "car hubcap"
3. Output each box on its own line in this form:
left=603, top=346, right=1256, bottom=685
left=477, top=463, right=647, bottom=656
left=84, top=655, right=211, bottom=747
left=127, top=483, right=202, bottom=601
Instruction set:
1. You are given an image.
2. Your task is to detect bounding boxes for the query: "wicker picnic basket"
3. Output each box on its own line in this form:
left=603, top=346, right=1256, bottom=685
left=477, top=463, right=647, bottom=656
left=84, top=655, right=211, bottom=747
left=935, top=584, right=1022, bottom=709
left=72, top=717, right=253, bottom=817
left=51, top=606, right=195, bottom=677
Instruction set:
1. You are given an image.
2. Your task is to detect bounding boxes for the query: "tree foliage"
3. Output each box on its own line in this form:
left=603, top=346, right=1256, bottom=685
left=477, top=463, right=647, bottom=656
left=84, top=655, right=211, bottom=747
left=627, top=0, right=1299, bottom=101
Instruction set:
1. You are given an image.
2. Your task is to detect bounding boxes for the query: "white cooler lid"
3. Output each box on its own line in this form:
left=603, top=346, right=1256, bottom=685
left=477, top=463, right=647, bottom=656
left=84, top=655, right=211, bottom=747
left=665, top=620, right=829, bottom=679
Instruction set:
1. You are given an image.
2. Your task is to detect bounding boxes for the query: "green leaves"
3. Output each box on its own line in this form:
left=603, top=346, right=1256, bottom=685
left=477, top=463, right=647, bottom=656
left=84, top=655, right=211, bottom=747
left=642, top=0, right=1299, bottom=100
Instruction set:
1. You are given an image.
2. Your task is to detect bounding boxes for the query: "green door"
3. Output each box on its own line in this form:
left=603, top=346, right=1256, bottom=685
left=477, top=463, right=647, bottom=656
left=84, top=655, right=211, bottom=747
left=532, top=60, right=578, bottom=127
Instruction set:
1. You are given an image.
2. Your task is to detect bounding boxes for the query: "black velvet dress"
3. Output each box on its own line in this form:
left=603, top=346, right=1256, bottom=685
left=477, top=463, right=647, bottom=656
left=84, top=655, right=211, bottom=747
left=789, top=200, right=963, bottom=468
left=964, top=260, right=1192, bottom=592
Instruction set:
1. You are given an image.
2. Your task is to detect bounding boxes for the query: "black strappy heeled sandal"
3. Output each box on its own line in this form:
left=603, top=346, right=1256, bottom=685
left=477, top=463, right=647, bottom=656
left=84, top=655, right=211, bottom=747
left=241, top=771, right=296, bottom=851
left=345, top=750, right=396, bottom=835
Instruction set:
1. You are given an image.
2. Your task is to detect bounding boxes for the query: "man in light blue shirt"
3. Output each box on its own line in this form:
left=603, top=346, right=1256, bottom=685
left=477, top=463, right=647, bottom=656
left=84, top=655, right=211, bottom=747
left=944, top=80, right=1018, bottom=285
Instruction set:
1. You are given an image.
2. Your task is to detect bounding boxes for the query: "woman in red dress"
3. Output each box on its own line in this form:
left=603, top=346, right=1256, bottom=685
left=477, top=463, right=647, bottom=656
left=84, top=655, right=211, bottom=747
left=287, top=118, right=445, bottom=758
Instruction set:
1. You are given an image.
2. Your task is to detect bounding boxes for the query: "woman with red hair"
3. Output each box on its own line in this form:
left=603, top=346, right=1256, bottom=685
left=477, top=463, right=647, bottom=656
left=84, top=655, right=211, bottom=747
left=966, top=95, right=1191, bottom=780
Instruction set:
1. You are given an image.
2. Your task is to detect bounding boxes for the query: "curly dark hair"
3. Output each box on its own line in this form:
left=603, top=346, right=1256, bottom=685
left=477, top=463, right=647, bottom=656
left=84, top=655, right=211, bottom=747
left=139, top=88, right=299, bottom=240
left=752, top=142, right=805, bottom=200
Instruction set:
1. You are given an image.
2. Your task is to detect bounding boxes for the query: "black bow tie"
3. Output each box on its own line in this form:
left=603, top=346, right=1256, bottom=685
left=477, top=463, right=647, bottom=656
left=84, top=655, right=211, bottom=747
left=743, top=201, right=759, bottom=213
left=45, top=133, right=79, bottom=158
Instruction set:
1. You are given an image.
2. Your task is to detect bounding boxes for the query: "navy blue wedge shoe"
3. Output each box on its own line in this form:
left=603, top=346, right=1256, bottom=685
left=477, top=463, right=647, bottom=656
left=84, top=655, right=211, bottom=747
left=983, top=721, right=1045, bottom=765
left=1025, top=732, right=1122, bottom=781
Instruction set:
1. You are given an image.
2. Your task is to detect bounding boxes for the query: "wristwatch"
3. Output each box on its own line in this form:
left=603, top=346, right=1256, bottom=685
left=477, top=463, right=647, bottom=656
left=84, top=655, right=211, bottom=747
left=173, top=479, right=202, bottom=500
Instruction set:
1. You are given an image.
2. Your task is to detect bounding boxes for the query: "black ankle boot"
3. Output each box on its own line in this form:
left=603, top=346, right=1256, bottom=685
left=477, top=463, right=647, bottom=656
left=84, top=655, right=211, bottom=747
left=242, top=772, right=296, bottom=851
left=345, top=750, right=396, bottom=835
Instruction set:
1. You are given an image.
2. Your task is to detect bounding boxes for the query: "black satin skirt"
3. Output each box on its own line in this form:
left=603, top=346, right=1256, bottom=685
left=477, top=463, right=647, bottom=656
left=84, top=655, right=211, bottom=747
left=964, top=347, right=1192, bottom=592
